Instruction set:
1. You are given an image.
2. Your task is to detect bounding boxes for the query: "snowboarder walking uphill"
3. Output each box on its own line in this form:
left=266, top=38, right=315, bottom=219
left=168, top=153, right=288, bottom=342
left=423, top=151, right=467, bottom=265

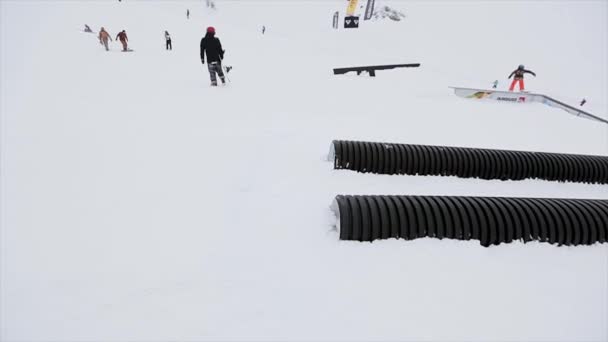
left=165, top=31, right=172, bottom=50
left=508, top=65, right=536, bottom=92
left=98, top=27, right=112, bottom=51
left=200, top=26, right=225, bottom=86
left=116, top=30, right=129, bottom=51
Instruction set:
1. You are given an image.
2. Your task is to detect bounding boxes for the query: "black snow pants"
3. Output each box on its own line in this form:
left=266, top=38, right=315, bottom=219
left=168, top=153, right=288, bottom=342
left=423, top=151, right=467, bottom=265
left=166, top=39, right=172, bottom=50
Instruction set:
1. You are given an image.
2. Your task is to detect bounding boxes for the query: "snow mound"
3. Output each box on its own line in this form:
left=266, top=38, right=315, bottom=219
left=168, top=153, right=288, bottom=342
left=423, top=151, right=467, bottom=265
left=374, top=5, right=406, bottom=21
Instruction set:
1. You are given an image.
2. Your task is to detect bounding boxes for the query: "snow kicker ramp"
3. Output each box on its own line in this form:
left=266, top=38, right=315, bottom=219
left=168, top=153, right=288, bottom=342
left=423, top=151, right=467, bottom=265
left=329, top=140, right=608, bottom=184
left=332, top=195, right=608, bottom=247
left=451, top=87, right=608, bottom=125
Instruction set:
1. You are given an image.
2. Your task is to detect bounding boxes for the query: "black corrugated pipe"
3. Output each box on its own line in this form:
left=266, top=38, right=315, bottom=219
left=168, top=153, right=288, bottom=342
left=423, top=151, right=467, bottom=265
left=331, top=195, right=608, bottom=247
left=329, top=140, right=608, bottom=184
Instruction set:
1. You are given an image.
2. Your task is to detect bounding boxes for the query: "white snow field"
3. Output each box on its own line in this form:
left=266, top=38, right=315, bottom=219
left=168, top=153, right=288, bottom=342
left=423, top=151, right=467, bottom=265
left=1, top=0, right=608, bottom=341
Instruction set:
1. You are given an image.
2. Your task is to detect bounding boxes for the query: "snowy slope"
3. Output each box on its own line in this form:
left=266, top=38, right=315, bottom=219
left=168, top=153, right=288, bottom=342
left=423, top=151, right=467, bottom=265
left=1, top=0, right=607, bottom=341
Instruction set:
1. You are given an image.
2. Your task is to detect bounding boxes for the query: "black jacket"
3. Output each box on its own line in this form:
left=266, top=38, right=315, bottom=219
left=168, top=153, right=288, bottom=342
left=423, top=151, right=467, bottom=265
left=509, top=68, right=536, bottom=80
left=200, top=33, right=224, bottom=63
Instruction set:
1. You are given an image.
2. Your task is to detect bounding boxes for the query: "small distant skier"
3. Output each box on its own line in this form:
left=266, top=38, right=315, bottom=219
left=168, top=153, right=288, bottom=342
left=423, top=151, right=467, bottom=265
left=116, top=30, right=129, bottom=51
left=84, top=24, right=93, bottom=33
left=262, top=25, right=266, bottom=34
left=508, top=64, right=536, bottom=92
left=580, top=98, right=586, bottom=106
left=200, top=26, right=226, bottom=86
left=165, top=30, right=172, bottom=50
left=98, top=27, right=112, bottom=51
left=187, top=9, right=190, bottom=19
left=492, top=80, right=498, bottom=89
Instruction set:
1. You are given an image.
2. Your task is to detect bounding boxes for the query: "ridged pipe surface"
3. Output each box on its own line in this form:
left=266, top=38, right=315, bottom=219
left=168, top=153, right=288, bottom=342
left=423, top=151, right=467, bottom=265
left=330, top=140, right=608, bottom=184
left=332, top=195, right=608, bottom=247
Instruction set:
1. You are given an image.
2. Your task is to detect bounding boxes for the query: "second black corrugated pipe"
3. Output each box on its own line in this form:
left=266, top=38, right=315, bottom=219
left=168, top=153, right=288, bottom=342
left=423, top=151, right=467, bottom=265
left=331, top=195, right=608, bottom=247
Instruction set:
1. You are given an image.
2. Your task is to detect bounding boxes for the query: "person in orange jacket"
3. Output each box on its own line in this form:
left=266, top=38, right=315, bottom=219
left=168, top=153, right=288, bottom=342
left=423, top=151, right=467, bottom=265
left=98, top=27, right=112, bottom=51
left=116, top=30, right=129, bottom=51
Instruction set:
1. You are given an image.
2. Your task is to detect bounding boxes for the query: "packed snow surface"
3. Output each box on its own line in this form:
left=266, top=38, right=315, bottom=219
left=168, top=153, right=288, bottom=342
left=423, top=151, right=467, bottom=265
left=1, top=0, right=607, bottom=341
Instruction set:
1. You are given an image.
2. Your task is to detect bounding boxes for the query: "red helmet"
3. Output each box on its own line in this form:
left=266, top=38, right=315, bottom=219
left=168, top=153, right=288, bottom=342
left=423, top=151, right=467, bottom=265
left=207, top=26, right=215, bottom=33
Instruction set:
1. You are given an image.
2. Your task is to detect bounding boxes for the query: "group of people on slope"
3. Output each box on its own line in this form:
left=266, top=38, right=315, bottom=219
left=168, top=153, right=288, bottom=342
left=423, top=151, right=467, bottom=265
left=90, top=21, right=538, bottom=91
left=93, top=25, right=227, bottom=87
left=91, top=25, right=172, bottom=52
left=97, top=27, right=129, bottom=51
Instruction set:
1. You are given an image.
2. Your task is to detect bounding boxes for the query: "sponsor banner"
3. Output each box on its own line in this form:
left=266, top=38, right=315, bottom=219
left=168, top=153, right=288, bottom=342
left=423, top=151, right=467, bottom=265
left=452, top=87, right=533, bottom=103
left=346, top=0, right=358, bottom=16
left=344, top=16, right=360, bottom=28
left=364, top=0, right=375, bottom=20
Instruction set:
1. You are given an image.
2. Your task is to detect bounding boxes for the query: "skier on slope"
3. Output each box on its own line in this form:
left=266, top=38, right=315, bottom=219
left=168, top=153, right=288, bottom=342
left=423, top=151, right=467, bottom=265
left=165, top=31, right=172, bottom=50
left=116, top=30, right=129, bottom=51
left=98, top=27, right=112, bottom=51
left=508, top=64, right=536, bottom=92
left=200, top=26, right=226, bottom=86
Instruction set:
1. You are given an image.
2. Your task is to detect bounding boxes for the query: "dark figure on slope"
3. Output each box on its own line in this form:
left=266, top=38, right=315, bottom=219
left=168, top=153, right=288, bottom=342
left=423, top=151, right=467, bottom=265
left=165, top=31, right=172, bottom=50
left=98, top=27, right=112, bottom=51
left=84, top=24, right=93, bottom=33
left=187, top=9, right=190, bottom=19
left=200, top=26, right=225, bottom=86
left=508, top=65, right=536, bottom=92
left=116, top=30, right=129, bottom=51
